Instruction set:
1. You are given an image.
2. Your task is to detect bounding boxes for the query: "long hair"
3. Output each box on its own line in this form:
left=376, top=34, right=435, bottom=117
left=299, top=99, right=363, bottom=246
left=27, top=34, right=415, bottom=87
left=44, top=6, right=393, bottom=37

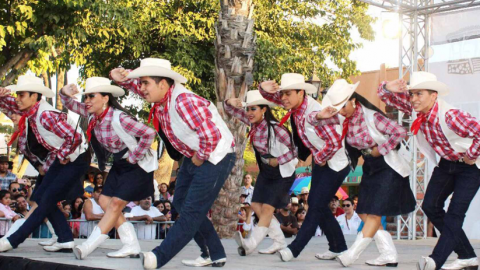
left=349, top=92, right=387, bottom=117
left=99, top=93, right=136, bottom=120
left=257, top=105, right=294, bottom=152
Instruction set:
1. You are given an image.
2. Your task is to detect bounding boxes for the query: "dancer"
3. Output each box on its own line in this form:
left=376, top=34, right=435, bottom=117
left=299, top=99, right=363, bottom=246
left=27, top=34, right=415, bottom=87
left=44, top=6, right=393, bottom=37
left=317, top=79, right=415, bottom=267
left=258, top=74, right=351, bottom=262
left=59, top=77, right=157, bottom=259
left=379, top=71, right=480, bottom=270
left=110, top=58, right=236, bottom=269
left=224, top=90, right=298, bottom=256
left=0, top=75, right=89, bottom=253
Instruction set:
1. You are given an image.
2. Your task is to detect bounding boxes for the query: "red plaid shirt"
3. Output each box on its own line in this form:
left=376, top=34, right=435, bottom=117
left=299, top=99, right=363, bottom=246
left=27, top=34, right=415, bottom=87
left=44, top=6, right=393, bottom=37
left=317, top=103, right=406, bottom=155
left=378, top=82, right=480, bottom=161
left=224, top=102, right=296, bottom=164
left=114, top=76, right=229, bottom=160
left=259, top=86, right=342, bottom=164
left=0, top=96, right=82, bottom=172
left=60, top=93, right=156, bottom=163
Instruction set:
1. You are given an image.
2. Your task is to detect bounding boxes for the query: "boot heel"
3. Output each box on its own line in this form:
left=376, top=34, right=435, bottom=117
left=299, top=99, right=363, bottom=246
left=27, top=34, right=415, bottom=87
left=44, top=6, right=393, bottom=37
left=237, top=247, right=246, bottom=256
left=56, top=248, right=73, bottom=253
left=464, top=266, right=479, bottom=270
left=212, top=262, right=225, bottom=267
left=129, top=254, right=141, bottom=258
left=386, top=262, right=398, bottom=267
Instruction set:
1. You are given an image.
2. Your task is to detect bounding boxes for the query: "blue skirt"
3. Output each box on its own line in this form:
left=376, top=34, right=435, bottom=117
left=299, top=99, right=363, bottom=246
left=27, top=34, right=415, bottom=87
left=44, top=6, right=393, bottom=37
left=251, top=161, right=295, bottom=209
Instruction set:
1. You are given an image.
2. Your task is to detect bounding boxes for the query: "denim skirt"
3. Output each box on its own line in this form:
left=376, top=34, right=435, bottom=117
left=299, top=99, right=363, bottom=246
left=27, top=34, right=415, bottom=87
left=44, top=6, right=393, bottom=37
left=356, top=155, right=415, bottom=216
left=251, top=161, right=295, bottom=209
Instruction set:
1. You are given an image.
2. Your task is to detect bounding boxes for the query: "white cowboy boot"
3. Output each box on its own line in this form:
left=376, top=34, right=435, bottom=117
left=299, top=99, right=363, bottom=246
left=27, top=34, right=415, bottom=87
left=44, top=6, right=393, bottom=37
left=365, top=230, right=398, bottom=267
left=278, top=247, right=294, bottom=262
left=2, top=218, right=25, bottom=239
left=0, top=238, right=12, bottom=252
left=337, top=232, right=373, bottom=267
left=107, top=222, right=140, bottom=258
left=316, top=250, right=344, bottom=260
left=39, top=220, right=57, bottom=246
left=235, top=226, right=268, bottom=256
left=442, top=257, right=479, bottom=270
left=417, top=256, right=436, bottom=270
left=258, top=218, right=287, bottom=254
left=141, top=252, right=158, bottom=269
left=43, top=241, right=74, bottom=252
left=182, top=256, right=213, bottom=267
left=73, top=226, right=109, bottom=259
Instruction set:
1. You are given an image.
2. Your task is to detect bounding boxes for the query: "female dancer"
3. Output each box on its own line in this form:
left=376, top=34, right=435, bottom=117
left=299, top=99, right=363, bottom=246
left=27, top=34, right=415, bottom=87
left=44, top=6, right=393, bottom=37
left=60, top=77, right=157, bottom=259
left=259, top=74, right=351, bottom=262
left=225, top=90, right=298, bottom=256
left=318, top=80, right=415, bottom=267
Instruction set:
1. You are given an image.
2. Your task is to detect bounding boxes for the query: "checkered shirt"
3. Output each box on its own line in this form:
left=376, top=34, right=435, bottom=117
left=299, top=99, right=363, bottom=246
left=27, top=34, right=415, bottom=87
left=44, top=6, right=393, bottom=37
left=0, top=171, right=18, bottom=190
left=224, top=101, right=296, bottom=164
left=378, top=82, right=480, bottom=160
left=60, top=93, right=156, bottom=163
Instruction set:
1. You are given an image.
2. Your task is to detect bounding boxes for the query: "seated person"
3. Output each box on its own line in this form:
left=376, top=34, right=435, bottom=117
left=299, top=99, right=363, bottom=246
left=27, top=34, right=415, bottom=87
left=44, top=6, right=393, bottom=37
left=129, top=196, right=166, bottom=240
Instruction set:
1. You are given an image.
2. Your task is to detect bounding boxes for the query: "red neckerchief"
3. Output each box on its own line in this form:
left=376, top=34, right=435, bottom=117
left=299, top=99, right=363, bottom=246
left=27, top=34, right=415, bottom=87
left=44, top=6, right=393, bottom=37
left=8, top=102, right=40, bottom=146
left=148, top=85, right=175, bottom=130
left=410, top=103, right=436, bottom=135
left=86, top=107, right=110, bottom=142
left=341, top=117, right=350, bottom=140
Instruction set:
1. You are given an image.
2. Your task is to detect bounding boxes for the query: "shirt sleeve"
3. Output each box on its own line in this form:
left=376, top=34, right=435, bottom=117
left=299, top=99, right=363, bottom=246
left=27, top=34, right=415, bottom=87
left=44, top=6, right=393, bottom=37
left=175, top=93, right=222, bottom=161
left=445, top=109, right=480, bottom=160
left=373, top=112, right=407, bottom=156
left=310, top=122, right=343, bottom=165
left=109, top=69, right=146, bottom=99
left=377, top=81, right=413, bottom=115
left=119, top=113, right=156, bottom=163
left=150, top=207, right=163, bottom=218
left=258, top=84, right=283, bottom=105
left=0, top=96, right=22, bottom=116
left=59, top=91, right=89, bottom=117
left=273, top=125, right=297, bottom=164
left=309, top=112, right=341, bottom=126
left=223, top=101, right=250, bottom=125
left=39, top=111, right=82, bottom=161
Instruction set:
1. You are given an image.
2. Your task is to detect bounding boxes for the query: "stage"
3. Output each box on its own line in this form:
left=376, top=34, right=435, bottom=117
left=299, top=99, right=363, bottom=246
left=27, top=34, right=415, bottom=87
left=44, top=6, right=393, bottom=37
left=0, top=235, right=478, bottom=269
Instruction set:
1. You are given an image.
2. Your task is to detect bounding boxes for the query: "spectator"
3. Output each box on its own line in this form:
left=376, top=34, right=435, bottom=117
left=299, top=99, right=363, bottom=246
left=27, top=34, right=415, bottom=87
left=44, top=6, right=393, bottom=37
left=274, top=203, right=298, bottom=238
left=295, top=208, right=306, bottom=229
left=14, top=194, right=28, bottom=218
left=158, top=183, right=172, bottom=201
left=352, top=195, right=359, bottom=211
left=164, top=201, right=172, bottom=213
left=94, top=173, right=104, bottom=188
left=237, top=204, right=248, bottom=235
left=290, top=197, right=299, bottom=215
left=241, top=174, right=254, bottom=204
left=8, top=182, right=22, bottom=197
left=71, top=197, right=84, bottom=219
left=239, top=194, right=248, bottom=204
left=336, top=198, right=362, bottom=235
left=83, top=172, right=96, bottom=198
left=80, top=186, right=104, bottom=238
left=0, top=156, right=16, bottom=191
left=129, top=196, right=166, bottom=240
left=329, top=196, right=345, bottom=217
left=154, top=201, right=165, bottom=213
left=298, top=187, right=309, bottom=211
left=60, top=201, right=72, bottom=219
left=0, top=190, right=21, bottom=237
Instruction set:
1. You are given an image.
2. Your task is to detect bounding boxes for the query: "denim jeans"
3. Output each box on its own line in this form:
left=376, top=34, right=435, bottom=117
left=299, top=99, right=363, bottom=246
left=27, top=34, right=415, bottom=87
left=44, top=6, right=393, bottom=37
left=288, top=163, right=350, bottom=257
left=151, top=153, right=235, bottom=268
left=423, top=159, right=480, bottom=269
left=8, top=153, right=89, bottom=248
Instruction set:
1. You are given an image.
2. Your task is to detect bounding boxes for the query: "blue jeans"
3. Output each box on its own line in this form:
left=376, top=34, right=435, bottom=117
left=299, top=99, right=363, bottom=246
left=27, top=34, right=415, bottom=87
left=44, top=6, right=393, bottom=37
left=151, top=153, right=235, bottom=268
left=8, top=153, right=89, bottom=247
left=288, top=163, right=349, bottom=257
left=423, top=159, right=480, bottom=269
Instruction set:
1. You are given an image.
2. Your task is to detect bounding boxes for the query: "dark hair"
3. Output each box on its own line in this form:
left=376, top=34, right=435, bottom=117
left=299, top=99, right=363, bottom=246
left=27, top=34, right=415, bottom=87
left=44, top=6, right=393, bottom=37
left=93, top=185, right=103, bottom=193
left=151, top=76, right=174, bottom=88
left=71, top=197, right=84, bottom=219
left=23, top=92, right=42, bottom=102
left=295, top=207, right=306, bottom=218
left=153, top=201, right=164, bottom=208
left=14, top=194, right=25, bottom=201
left=332, top=196, right=339, bottom=201
left=99, top=93, right=136, bottom=120
left=349, top=92, right=387, bottom=118
left=0, top=190, right=10, bottom=201
left=8, top=182, right=19, bottom=190
left=62, top=201, right=72, bottom=208
left=257, top=105, right=295, bottom=151
left=343, top=198, right=354, bottom=205
left=94, top=173, right=104, bottom=187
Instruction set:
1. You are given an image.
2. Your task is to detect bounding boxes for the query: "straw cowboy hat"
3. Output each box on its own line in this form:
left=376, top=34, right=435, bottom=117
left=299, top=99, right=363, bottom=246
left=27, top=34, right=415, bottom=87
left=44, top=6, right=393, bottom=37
left=7, top=75, right=54, bottom=98
left=83, top=77, right=125, bottom=97
left=408, top=71, right=449, bottom=96
left=127, top=58, right=188, bottom=84
left=300, top=187, right=309, bottom=195
left=241, top=90, right=277, bottom=107
left=321, top=79, right=360, bottom=111
left=279, top=73, right=317, bottom=94
left=291, top=197, right=299, bottom=205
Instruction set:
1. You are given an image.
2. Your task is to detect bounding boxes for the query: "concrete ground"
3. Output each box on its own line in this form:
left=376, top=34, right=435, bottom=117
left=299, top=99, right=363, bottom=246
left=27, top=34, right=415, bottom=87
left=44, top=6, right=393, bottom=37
left=0, top=235, right=478, bottom=269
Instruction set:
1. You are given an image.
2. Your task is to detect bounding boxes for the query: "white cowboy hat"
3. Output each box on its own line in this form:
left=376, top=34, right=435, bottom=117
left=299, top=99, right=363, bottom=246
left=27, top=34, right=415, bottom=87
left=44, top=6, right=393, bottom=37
left=321, top=79, right=360, bottom=111
left=291, top=197, right=299, bottom=205
left=241, top=90, right=277, bottom=107
left=82, top=77, right=125, bottom=97
left=6, top=75, right=54, bottom=98
left=408, top=71, right=449, bottom=96
left=300, top=187, right=309, bottom=195
left=279, top=73, right=317, bottom=94
left=127, top=58, right=187, bottom=84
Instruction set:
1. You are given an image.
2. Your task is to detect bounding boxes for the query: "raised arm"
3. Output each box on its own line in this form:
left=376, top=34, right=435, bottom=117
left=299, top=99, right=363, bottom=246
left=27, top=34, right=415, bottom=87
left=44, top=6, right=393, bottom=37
left=0, top=87, right=22, bottom=116
left=377, top=80, right=413, bottom=115
left=223, top=98, right=250, bottom=125
left=110, top=68, right=146, bottom=98
left=59, top=84, right=89, bottom=117
left=258, top=81, right=283, bottom=106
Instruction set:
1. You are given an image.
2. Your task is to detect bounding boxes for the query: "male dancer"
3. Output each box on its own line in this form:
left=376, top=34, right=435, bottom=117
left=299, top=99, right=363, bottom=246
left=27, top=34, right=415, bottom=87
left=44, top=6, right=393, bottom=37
left=111, top=58, right=235, bottom=269
left=379, top=71, right=480, bottom=270
left=0, top=75, right=89, bottom=252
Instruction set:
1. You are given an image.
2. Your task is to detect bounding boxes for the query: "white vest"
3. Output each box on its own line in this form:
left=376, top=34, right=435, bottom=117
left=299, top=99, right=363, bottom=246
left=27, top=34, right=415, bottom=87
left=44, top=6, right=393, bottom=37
left=168, top=84, right=234, bottom=165
left=264, top=123, right=298, bottom=177
left=303, top=96, right=349, bottom=172
left=26, top=100, right=87, bottom=163
left=416, top=99, right=480, bottom=168
left=110, top=110, right=158, bottom=173
left=361, top=105, right=411, bottom=177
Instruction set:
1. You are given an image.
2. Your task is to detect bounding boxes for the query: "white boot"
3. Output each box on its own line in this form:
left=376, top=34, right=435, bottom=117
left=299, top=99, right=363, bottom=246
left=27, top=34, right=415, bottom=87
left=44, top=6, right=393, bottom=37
left=234, top=226, right=268, bottom=256
left=182, top=256, right=213, bottom=267
left=73, top=226, right=109, bottom=260
left=107, top=222, right=141, bottom=258
left=0, top=238, right=12, bottom=252
left=316, top=250, right=344, bottom=260
left=39, top=220, right=57, bottom=246
left=141, top=252, right=158, bottom=269
left=43, top=241, right=74, bottom=252
left=337, top=232, right=373, bottom=267
left=442, top=257, right=479, bottom=270
left=417, top=256, right=436, bottom=270
left=258, top=218, right=287, bottom=254
left=2, top=218, right=25, bottom=239
left=365, top=230, right=398, bottom=267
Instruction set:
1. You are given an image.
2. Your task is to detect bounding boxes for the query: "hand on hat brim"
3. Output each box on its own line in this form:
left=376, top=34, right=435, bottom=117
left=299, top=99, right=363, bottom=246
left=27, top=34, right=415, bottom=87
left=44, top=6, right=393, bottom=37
left=408, top=81, right=449, bottom=96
